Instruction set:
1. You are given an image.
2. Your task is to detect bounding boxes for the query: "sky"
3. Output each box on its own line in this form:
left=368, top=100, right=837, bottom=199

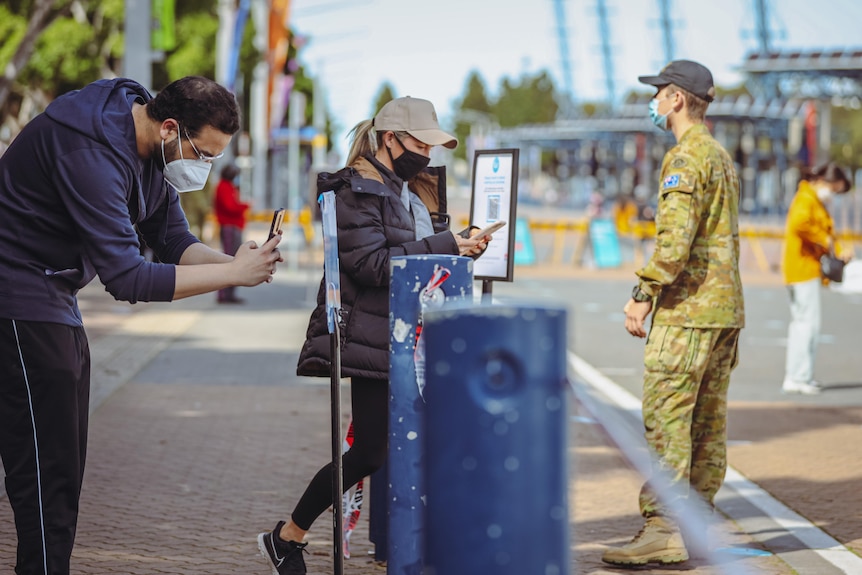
left=287, top=0, right=862, bottom=158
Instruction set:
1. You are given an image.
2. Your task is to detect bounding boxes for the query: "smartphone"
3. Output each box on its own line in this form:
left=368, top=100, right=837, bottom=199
left=473, top=220, right=506, bottom=238
left=267, top=208, right=286, bottom=241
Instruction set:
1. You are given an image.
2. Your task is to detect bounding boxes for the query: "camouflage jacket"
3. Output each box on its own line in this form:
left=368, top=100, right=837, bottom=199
left=636, top=123, right=745, bottom=328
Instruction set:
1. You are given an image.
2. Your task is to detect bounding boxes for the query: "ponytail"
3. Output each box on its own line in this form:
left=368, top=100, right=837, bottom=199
left=346, top=120, right=377, bottom=166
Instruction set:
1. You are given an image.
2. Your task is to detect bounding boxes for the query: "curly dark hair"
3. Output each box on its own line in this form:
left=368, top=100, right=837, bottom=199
left=146, top=76, right=240, bottom=137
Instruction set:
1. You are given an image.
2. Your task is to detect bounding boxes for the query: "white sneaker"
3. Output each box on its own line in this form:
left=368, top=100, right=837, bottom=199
left=782, top=379, right=822, bottom=395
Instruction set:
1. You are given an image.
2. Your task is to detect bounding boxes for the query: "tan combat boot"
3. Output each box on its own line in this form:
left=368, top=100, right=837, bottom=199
left=601, top=516, right=689, bottom=566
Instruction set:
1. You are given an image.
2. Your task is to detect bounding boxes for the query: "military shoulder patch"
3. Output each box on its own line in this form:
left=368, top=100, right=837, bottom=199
left=670, top=157, right=688, bottom=169
left=662, top=174, right=681, bottom=190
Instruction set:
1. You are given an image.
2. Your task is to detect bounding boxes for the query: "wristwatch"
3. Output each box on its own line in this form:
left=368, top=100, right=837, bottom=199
left=631, top=285, right=652, bottom=302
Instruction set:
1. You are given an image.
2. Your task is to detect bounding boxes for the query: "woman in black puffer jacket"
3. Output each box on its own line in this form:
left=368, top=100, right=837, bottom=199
left=258, top=97, right=488, bottom=573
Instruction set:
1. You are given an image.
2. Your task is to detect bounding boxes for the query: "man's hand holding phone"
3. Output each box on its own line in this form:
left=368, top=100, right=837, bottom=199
left=268, top=208, right=286, bottom=241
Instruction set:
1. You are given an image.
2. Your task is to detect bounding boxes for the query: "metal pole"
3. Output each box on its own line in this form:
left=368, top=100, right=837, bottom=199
left=596, top=0, right=616, bottom=108
left=658, top=0, right=675, bottom=63
left=287, top=91, right=306, bottom=272
left=329, top=322, right=344, bottom=575
left=312, top=75, right=327, bottom=171
left=215, top=0, right=234, bottom=87
left=319, top=191, right=344, bottom=575
left=249, top=0, right=269, bottom=210
left=123, top=0, right=152, bottom=91
left=481, top=279, right=493, bottom=303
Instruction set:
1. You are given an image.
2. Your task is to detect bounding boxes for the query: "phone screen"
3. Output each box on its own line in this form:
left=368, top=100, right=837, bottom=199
left=268, top=208, right=286, bottom=241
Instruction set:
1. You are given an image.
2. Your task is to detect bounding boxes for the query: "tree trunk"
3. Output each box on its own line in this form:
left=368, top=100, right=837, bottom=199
left=0, top=0, right=62, bottom=114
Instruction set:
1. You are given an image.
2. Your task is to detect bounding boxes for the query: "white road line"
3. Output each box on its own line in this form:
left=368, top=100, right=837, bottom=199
left=724, top=468, right=862, bottom=574
left=568, top=350, right=862, bottom=575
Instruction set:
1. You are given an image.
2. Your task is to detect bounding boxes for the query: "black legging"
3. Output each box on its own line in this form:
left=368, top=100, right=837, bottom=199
left=291, top=377, right=388, bottom=530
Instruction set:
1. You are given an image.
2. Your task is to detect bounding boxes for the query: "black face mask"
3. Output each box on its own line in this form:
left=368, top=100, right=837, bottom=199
left=387, top=135, right=430, bottom=181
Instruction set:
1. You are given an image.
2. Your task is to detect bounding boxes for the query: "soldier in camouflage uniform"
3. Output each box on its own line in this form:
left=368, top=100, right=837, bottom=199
left=602, top=60, right=745, bottom=567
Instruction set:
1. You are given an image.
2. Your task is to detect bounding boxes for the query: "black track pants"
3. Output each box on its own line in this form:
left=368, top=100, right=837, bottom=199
left=0, top=319, right=90, bottom=575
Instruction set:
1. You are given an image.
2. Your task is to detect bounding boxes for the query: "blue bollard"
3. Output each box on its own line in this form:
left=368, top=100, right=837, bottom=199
left=422, top=304, right=570, bottom=575
left=388, top=255, right=473, bottom=575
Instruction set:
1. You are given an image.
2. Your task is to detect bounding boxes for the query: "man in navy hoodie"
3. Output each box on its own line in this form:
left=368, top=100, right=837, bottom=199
left=0, top=75, right=282, bottom=575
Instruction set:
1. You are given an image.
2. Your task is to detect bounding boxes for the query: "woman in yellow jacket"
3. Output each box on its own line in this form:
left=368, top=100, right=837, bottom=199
left=781, top=162, right=851, bottom=394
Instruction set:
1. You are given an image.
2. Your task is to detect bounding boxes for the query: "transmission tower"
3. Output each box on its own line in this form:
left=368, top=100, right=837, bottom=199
left=551, top=0, right=575, bottom=111
left=596, top=0, right=615, bottom=106
left=753, top=0, right=772, bottom=54
left=657, top=0, right=675, bottom=63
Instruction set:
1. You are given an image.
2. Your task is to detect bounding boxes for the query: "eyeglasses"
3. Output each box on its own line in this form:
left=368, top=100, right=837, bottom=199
left=183, top=127, right=224, bottom=162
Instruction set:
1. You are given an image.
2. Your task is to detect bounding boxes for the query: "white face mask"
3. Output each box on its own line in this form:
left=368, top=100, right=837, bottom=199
left=815, top=185, right=833, bottom=203
left=161, top=132, right=212, bottom=193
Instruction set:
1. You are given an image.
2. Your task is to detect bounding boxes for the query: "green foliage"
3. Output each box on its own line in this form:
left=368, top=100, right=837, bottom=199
left=829, top=104, right=862, bottom=169
left=164, top=13, right=220, bottom=80
left=452, top=71, right=493, bottom=160
left=579, top=101, right=612, bottom=117
left=23, top=19, right=99, bottom=90
left=460, top=71, right=492, bottom=114
left=494, top=71, right=558, bottom=127
left=372, top=82, right=397, bottom=116
left=0, top=7, right=27, bottom=72
left=2, top=1, right=125, bottom=98
left=450, top=69, right=560, bottom=161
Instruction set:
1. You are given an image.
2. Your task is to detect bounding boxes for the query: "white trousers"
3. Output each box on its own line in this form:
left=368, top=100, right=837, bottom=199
left=785, top=277, right=821, bottom=384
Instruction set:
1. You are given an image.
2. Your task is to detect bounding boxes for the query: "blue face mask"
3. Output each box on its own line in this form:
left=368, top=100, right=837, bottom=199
left=648, top=97, right=670, bottom=131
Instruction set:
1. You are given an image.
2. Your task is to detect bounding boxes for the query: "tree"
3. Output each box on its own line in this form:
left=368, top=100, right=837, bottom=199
left=0, top=0, right=66, bottom=113
left=493, top=70, right=559, bottom=127
left=371, top=82, right=396, bottom=117
left=452, top=70, right=493, bottom=160
left=1, top=1, right=126, bottom=120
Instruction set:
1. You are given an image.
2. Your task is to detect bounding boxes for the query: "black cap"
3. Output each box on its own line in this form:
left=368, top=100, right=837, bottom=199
left=638, top=60, right=715, bottom=102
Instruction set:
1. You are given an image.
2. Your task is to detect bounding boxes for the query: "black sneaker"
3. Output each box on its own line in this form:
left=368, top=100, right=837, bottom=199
left=257, top=521, right=308, bottom=575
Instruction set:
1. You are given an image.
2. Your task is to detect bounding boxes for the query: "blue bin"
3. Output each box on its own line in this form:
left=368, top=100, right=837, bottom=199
left=422, top=304, right=570, bottom=575
left=387, top=255, right=473, bottom=574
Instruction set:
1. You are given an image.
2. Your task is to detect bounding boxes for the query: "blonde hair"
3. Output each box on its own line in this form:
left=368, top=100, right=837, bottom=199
left=346, top=120, right=376, bottom=166
left=345, top=120, right=411, bottom=166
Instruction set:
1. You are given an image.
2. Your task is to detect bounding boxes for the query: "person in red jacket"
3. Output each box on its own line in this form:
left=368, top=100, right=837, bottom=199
left=214, top=163, right=250, bottom=303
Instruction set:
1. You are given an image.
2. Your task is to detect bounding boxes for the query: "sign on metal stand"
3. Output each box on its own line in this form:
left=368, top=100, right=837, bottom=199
left=469, top=148, right=519, bottom=302
left=319, top=190, right=344, bottom=575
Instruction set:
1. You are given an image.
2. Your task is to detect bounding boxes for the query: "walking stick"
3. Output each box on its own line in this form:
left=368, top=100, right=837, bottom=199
left=319, top=191, right=344, bottom=575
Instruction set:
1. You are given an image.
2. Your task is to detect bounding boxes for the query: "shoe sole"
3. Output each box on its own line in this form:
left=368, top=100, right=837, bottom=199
left=602, top=551, right=689, bottom=566
left=258, top=533, right=280, bottom=575
left=782, top=387, right=821, bottom=395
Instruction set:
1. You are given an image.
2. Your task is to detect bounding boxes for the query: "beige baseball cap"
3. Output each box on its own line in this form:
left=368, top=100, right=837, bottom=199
left=373, top=96, right=458, bottom=149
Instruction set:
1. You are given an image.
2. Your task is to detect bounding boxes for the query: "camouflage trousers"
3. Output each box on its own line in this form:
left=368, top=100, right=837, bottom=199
left=638, top=325, right=741, bottom=518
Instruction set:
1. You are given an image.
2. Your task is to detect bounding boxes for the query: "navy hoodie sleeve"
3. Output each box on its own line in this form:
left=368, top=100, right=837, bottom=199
left=52, top=146, right=178, bottom=303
